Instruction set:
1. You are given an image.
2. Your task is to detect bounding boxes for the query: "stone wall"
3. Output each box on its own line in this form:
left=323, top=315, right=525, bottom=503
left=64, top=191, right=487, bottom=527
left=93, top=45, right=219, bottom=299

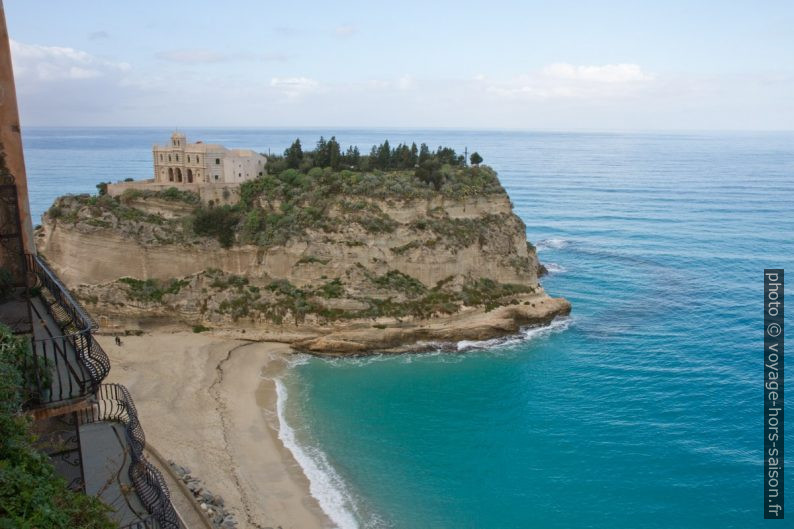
left=106, top=181, right=240, bottom=206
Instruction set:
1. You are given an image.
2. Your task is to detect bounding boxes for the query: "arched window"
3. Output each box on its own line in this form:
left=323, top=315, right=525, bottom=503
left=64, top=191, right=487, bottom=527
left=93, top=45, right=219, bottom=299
left=197, top=156, right=200, bottom=163
left=215, top=158, right=220, bottom=165
left=168, top=155, right=171, bottom=162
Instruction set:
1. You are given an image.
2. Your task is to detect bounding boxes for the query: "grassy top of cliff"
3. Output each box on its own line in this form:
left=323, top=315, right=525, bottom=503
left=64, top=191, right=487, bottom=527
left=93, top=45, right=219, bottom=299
left=46, top=138, right=508, bottom=248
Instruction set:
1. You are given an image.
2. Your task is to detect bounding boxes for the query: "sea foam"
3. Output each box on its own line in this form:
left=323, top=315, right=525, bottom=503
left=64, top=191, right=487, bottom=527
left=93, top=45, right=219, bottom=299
left=544, top=262, right=567, bottom=274
left=274, top=378, right=360, bottom=529
left=535, top=237, right=570, bottom=251
left=456, top=316, right=571, bottom=352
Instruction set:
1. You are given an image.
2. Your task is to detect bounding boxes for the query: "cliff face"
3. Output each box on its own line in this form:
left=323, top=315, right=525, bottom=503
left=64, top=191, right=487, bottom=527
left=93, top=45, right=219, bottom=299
left=37, top=168, right=569, bottom=352
left=39, top=194, right=537, bottom=288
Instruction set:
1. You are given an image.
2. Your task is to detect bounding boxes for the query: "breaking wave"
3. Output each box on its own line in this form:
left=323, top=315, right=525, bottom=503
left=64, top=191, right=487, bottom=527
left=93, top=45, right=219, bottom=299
left=456, top=316, right=572, bottom=352
left=274, top=378, right=361, bottom=529
left=543, top=262, right=567, bottom=274
left=536, top=238, right=570, bottom=251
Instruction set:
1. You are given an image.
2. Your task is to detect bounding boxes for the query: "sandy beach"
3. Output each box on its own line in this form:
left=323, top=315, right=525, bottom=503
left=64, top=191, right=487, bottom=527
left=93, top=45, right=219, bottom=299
left=99, top=331, right=331, bottom=529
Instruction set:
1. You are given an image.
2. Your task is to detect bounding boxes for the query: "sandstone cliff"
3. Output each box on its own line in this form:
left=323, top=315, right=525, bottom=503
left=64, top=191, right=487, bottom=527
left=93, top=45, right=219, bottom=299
left=37, top=166, right=570, bottom=353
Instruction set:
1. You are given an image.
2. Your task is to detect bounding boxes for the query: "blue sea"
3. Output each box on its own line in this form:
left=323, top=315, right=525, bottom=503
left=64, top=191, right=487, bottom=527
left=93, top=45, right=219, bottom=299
left=23, top=128, right=794, bottom=528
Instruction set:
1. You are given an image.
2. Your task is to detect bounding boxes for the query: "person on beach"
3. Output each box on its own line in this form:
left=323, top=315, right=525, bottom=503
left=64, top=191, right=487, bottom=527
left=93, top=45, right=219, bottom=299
left=115, top=336, right=122, bottom=346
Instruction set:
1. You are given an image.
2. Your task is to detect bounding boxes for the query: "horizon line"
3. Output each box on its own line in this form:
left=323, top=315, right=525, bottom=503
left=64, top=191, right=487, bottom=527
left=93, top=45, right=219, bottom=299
left=18, top=125, right=794, bottom=134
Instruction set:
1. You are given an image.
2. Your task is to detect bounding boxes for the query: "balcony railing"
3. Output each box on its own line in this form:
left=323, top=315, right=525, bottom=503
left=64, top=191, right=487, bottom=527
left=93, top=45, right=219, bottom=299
left=79, top=384, right=180, bottom=529
left=23, top=253, right=110, bottom=408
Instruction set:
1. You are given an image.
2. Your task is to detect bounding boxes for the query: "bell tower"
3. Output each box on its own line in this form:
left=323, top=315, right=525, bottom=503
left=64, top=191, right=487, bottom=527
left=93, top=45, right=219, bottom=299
left=171, top=131, right=186, bottom=148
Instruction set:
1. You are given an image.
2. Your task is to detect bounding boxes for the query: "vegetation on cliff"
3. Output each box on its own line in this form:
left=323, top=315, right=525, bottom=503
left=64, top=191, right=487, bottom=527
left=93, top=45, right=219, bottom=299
left=223, top=137, right=501, bottom=248
left=47, top=192, right=191, bottom=245
left=0, top=325, right=114, bottom=528
left=84, top=267, right=538, bottom=325
left=46, top=138, right=505, bottom=250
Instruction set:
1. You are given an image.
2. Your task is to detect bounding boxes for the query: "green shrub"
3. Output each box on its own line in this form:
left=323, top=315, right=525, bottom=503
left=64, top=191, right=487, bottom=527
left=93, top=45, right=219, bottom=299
left=47, top=205, right=63, bottom=219
left=158, top=187, right=200, bottom=204
left=192, top=324, right=210, bottom=333
left=296, top=255, right=330, bottom=266
left=461, top=278, right=534, bottom=310
left=371, top=270, right=427, bottom=297
left=192, top=205, right=241, bottom=247
left=316, top=278, right=344, bottom=298
left=118, top=277, right=188, bottom=303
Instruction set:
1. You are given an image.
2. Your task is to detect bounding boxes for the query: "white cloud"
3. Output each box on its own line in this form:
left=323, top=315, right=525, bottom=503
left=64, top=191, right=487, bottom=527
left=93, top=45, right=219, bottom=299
left=486, top=62, right=654, bottom=99
left=10, top=39, right=130, bottom=82
left=335, top=25, right=357, bottom=37
left=270, top=76, right=320, bottom=98
left=157, top=49, right=289, bottom=64
left=156, top=49, right=227, bottom=64
left=88, top=30, right=110, bottom=40
left=396, top=75, right=415, bottom=90
left=260, top=52, right=290, bottom=62
left=541, top=63, right=653, bottom=83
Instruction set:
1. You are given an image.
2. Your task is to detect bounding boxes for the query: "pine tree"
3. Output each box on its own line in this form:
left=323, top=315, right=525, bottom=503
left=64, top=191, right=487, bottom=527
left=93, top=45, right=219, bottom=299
left=317, top=137, right=331, bottom=167
left=284, top=139, right=303, bottom=169
left=418, top=143, right=430, bottom=164
left=377, top=140, right=391, bottom=169
left=328, top=136, right=341, bottom=171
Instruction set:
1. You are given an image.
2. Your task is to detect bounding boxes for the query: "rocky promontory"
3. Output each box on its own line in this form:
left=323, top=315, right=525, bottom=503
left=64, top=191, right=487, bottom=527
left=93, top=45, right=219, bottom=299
left=36, top=142, right=570, bottom=353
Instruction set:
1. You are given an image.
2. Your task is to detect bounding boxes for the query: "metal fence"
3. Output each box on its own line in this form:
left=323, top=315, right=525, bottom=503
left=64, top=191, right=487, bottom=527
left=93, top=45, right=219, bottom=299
left=24, top=253, right=110, bottom=407
left=80, top=383, right=180, bottom=529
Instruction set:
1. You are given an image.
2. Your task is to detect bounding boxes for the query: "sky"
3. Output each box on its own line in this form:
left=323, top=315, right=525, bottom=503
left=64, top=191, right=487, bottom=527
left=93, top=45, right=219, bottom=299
left=4, top=0, right=794, bottom=130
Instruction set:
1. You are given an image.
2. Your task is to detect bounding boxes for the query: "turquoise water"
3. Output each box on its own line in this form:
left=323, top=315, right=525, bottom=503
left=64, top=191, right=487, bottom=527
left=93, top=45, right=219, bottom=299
left=23, top=128, right=794, bottom=528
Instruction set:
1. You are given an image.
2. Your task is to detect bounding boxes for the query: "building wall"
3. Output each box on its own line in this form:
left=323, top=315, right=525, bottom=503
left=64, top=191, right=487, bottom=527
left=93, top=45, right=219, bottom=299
left=222, top=152, right=266, bottom=184
left=152, top=133, right=265, bottom=186
left=0, top=4, right=34, bottom=258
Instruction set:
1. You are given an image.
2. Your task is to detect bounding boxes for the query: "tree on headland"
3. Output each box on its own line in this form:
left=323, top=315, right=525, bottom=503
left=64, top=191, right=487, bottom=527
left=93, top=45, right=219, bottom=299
left=376, top=140, right=391, bottom=169
left=344, top=145, right=361, bottom=169
left=284, top=139, right=303, bottom=169
left=418, top=143, right=431, bottom=164
left=328, top=136, right=341, bottom=171
left=267, top=136, right=478, bottom=192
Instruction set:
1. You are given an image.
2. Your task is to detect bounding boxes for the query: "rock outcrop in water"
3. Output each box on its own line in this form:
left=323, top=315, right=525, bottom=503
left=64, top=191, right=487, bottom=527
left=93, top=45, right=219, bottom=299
left=36, top=165, right=570, bottom=353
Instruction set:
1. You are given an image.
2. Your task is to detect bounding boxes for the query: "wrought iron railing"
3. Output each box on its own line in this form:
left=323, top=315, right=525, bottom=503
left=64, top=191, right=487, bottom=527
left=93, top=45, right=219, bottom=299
left=23, top=253, right=110, bottom=407
left=79, top=384, right=180, bottom=529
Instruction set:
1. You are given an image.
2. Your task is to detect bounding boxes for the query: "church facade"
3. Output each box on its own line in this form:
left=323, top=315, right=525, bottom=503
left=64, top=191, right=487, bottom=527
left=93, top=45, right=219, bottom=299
left=153, top=132, right=267, bottom=185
